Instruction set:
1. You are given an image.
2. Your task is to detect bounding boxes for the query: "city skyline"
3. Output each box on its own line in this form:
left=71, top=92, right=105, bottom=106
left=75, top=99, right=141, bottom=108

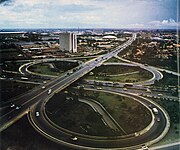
left=0, top=0, right=179, bottom=29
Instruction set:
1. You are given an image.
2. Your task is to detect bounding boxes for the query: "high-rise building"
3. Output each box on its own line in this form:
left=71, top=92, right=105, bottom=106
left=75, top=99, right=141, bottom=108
left=59, top=32, right=77, bottom=53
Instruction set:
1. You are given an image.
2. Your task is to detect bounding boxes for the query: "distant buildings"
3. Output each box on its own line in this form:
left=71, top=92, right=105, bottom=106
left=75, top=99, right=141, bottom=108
left=102, top=35, right=117, bottom=40
left=59, top=32, right=77, bottom=53
left=0, top=32, right=25, bottom=39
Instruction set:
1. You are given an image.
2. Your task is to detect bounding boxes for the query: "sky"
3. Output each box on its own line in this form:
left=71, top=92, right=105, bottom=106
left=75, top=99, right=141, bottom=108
left=0, top=0, right=179, bottom=29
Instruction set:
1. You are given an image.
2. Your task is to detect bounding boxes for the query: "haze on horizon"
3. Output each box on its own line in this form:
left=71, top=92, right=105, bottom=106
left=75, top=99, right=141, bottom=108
left=0, top=0, right=179, bottom=29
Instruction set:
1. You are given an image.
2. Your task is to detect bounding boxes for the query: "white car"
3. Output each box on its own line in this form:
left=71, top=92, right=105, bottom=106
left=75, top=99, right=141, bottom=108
left=48, top=89, right=52, bottom=94
left=156, top=118, right=160, bottom=122
left=36, top=111, right=40, bottom=117
left=71, top=136, right=78, bottom=141
left=10, top=103, right=15, bottom=108
left=142, top=145, right=149, bottom=150
left=16, top=106, right=21, bottom=110
left=123, top=88, right=127, bottom=91
left=42, top=86, right=46, bottom=89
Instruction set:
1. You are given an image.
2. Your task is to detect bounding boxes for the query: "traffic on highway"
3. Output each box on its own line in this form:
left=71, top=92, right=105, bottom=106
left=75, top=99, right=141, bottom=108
left=0, top=33, right=173, bottom=150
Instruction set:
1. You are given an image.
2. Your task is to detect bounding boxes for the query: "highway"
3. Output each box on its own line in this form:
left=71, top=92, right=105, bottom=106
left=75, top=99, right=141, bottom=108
left=0, top=33, right=136, bottom=132
left=79, top=98, right=126, bottom=134
left=28, top=87, right=169, bottom=149
left=0, top=33, right=171, bottom=149
left=151, top=141, right=180, bottom=150
left=102, top=62, right=163, bottom=85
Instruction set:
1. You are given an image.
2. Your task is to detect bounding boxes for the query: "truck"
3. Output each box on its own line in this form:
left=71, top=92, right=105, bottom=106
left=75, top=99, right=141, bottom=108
left=152, top=107, right=158, bottom=115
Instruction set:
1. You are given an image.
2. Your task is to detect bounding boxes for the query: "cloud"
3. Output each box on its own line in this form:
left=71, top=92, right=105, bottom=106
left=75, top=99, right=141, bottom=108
left=0, top=0, right=13, bottom=6
left=0, top=0, right=10, bottom=4
left=0, top=0, right=178, bottom=28
left=148, top=19, right=179, bottom=27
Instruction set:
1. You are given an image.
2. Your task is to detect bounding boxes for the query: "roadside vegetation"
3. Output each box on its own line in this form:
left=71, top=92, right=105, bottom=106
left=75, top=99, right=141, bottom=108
left=0, top=116, right=68, bottom=150
left=104, top=57, right=126, bottom=63
left=47, top=88, right=152, bottom=136
left=1, top=61, right=25, bottom=72
left=45, top=92, right=116, bottom=136
left=74, top=57, right=94, bottom=62
left=28, top=61, right=79, bottom=76
left=148, top=72, right=179, bottom=145
left=153, top=72, right=178, bottom=97
left=86, top=65, right=153, bottom=83
left=118, top=37, right=178, bottom=72
left=0, top=80, right=36, bottom=104
left=152, top=97, right=180, bottom=145
left=78, top=89, right=152, bottom=134
left=0, top=43, right=29, bottom=62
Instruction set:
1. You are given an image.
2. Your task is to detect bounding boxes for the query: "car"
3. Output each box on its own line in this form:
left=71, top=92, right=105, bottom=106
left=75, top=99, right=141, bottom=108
left=146, top=88, right=151, bottom=93
left=141, top=145, right=149, bottom=150
left=71, top=136, right=78, bottom=141
left=42, top=86, right=46, bottom=89
left=36, top=111, right=40, bottom=117
left=16, top=106, right=21, bottom=110
left=134, top=132, right=139, bottom=136
left=156, top=118, right=160, bottom=122
left=148, top=104, right=152, bottom=108
left=10, top=103, right=15, bottom=108
left=48, top=89, right=52, bottom=94
left=97, top=87, right=102, bottom=90
left=123, top=88, right=127, bottom=91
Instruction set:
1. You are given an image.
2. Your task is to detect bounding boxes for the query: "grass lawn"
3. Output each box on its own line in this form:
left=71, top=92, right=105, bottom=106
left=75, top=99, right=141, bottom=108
left=45, top=92, right=116, bottom=136
left=78, top=89, right=152, bottom=134
left=0, top=48, right=25, bottom=61
left=0, top=80, right=36, bottom=104
left=105, top=57, right=126, bottom=63
left=1, top=62, right=25, bottom=72
left=29, top=63, right=61, bottom=76
left=153, top=123, right=180, bottom=146
left=75, top=57, right=94, bottom=62
left=86, top=65, right=153, bottom=83
left=28, top=61, right=79, bottom=76
left=151, top=97, right=180, bottom=146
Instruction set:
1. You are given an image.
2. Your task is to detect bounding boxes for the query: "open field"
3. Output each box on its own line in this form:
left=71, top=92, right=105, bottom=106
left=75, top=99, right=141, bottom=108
left=151, top=97, right=180, bottom=146
left=154, top=72, right=178, bottom=87
left=28, top=61, right=78, bottom=76
left=0, top=48, right=27, bottom=61
left=105, top=57, right=126, bottom=63
left=81, top=90, right=152, bottom=134
left=0, top=116, right=69, bottom=150
left=0, top=80, right=36, bottom=104
left=1, top=62, right=27, bottom=72
left=46, top=92, right=116, bottom=136
left=153, top=96, right=180, bottom=145
left=86, top=65, right=153, bottom=83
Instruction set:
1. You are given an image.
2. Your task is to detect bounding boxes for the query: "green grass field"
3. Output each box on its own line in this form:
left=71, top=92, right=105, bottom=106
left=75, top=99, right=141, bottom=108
left=29, top=63, right=61, bottom=76
left=105, top=57, right=126, bottom=63
left=45, top=93, right=117, bottom=136
left=86, top=65, right=153, bottom=83
left=151, top=97, right=180, bottom=146
left=79, top=89, right=152, bottom=134
left=28, top=61, right=79, bottom=76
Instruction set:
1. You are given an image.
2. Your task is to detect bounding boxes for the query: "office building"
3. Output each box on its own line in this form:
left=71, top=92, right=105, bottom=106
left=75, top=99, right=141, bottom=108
left=59, top=32, right=77, bottom=53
